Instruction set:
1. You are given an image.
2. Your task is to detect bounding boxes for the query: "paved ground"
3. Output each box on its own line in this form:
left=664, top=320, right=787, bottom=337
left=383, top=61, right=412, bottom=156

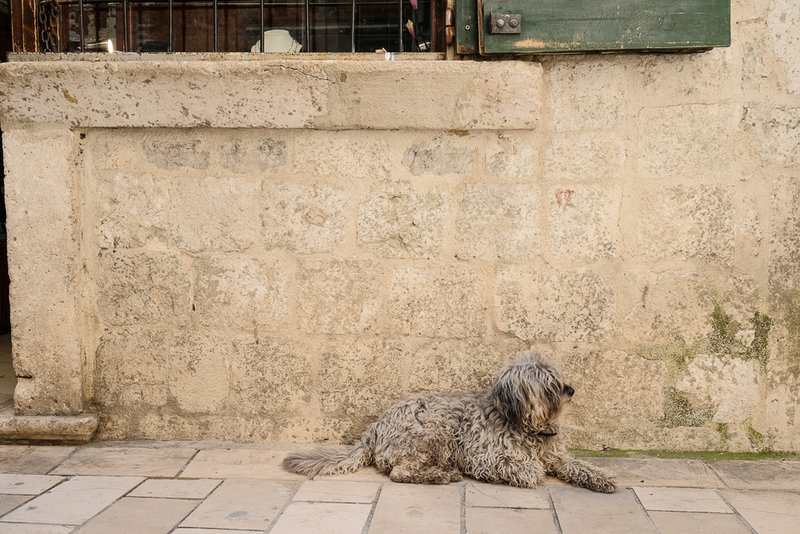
left=0, top=442, right=796, bottom=533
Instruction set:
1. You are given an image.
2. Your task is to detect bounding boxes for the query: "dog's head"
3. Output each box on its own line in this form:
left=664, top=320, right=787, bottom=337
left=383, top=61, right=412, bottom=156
left=491, top=352, right=574, bottom=433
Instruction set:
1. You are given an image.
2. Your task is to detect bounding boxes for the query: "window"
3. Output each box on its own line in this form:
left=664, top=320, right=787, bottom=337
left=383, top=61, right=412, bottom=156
left=36, top=0, right=442, bottom=53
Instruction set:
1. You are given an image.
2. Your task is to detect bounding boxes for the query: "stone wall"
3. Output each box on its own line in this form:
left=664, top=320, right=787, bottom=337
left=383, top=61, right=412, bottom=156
left=0, top=0, right=798, bottom=451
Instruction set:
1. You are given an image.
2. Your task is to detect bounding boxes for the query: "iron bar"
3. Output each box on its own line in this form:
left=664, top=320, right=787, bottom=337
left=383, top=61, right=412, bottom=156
left=259, top=0, right=264, bottom=51
left=122, top=0, right=129, bottom=50
left=168, top=0, right=173, bottom=51
left=397, top=0, right=402, bottom=52
left=78, top=0, right=85, bottom=51
left=213, top=0, right=218, bottom=51
left=350, top=0, right=355, bottom=52
left=304, top=0, right=311, bottom=52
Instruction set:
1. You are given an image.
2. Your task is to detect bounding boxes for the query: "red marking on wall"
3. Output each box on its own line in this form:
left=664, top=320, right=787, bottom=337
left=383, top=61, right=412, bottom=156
left=555, top=189, right=575, bottom=208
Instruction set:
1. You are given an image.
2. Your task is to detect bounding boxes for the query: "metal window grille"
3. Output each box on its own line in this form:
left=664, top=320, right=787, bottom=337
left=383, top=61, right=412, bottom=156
left=42, top=0, right=434, bottom=53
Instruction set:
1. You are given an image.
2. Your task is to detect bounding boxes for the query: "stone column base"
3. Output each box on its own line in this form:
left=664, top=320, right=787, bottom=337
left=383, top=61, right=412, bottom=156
left=0, top=407, right=98, bottom=442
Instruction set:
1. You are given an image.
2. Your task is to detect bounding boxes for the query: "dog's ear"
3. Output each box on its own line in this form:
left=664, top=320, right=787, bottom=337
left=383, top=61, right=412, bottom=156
left=491, top=366, right=526, bottom=428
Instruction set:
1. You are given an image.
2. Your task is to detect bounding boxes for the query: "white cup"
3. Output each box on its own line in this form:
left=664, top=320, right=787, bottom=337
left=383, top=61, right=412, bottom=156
left=251, top=29, right=303, bottom=53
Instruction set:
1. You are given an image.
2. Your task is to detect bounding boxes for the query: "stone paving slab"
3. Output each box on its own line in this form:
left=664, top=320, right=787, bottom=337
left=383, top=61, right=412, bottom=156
left=465, top=481, right=550, bottom=509
left=293, top=479, right=380, bottom=503
left=648, top=511, right=752, bottom=534
left=0, top=446, right=75, bottom=475
left=129, top=478, right=222, bottom=499
left=722, top=490, right=800, bottom=534
left=633, top=486, right=731, bottom=513
left=550, top=486, right=656, bottom=534
left=369, top=483, right=461, bottom=534
left=269, top=501, right=373, bottom=534
left=585, top=457, right=724, bottom=487
left=1, top=475, right=144, bottom=525
left=51, top=447, right=197, bottom=478
left=0, top=475, right=64, bottom=495
left=466, top=507, right=557, bottom=534
left=0, top=494, right=31, bottom=515
left=179, top=448, right=304, bottom=480
left=710, top=460, right=800, bottom=490
left=74, top=497, right=199, bottom=534
left=0, top=524, right=73, bottom=534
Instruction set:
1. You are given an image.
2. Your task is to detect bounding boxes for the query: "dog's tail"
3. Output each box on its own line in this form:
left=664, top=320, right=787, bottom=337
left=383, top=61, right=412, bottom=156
left=282, top=425, right=376, bottom=478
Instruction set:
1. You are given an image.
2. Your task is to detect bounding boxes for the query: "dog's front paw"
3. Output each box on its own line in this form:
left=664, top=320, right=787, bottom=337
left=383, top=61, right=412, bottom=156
left=590, top=476, right=616, bottom=493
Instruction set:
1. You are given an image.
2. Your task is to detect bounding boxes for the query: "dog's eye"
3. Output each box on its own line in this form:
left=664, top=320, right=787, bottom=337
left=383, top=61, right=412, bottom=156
left=563, top=385, right=575, bottom=396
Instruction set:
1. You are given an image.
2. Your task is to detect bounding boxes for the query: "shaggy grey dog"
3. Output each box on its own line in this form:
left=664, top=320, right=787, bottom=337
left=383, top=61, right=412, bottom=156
left=283, top=352, right=616, bottom=493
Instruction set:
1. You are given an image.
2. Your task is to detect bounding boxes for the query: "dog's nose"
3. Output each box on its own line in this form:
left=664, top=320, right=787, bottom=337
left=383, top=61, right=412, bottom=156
left=564, top=385, right=575, bottom=397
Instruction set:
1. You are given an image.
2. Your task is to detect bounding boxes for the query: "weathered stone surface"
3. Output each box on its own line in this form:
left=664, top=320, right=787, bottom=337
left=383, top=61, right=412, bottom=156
left=262, top=182, right=349, bottom=254
left=622, top=185, right=735, bottom=265
left=562, top=350, right=667, bottom=450
left=295, top=131, right=390, bottom=179
left=3, top=126, right=83, bottom=415
left=544, top=133, right=626, bottom=181
left=97, top=250, right=191, bottom=326
left=388, top=264, right=486, bottom=338
left=358, top=182, right=450, bottom=258
left=193, top=254, right=291, bottom=329
left=169, top=331, right=232, bottom=414
left=544, top=57, right=628, bottom=132
left=547, top=185, right=619, bottom=261
left=636, top=104, right=739, bottom=179
left=494, top=268, right=614, bottom=342
left=485, top=132, right=539, bottom=181
left=455, top=184, right=541, bottom=260
left=144, top=138, right=209, bottom=169
left=743, top=106, right=800, bottom=167
left=96, top=172, right=169, bottom=249
left=297, top=259, right=383, bottom=334
left=169, top=175, right=261, bottom=253
left=218, top=133, right=288, bottom=174
left=402, top=136, right=475, bottom=177
left=768, top=0, right=800, bottom=93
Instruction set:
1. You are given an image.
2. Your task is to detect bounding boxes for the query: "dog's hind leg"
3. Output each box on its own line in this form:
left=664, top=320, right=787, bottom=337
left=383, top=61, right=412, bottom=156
left=546, top=455, right=616, bottom=493
left=389, top=461, right=460, bottom=485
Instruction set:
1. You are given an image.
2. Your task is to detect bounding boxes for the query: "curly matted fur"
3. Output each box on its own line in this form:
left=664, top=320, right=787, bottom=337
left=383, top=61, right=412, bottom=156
left=282, top=352, right=616, bottom=493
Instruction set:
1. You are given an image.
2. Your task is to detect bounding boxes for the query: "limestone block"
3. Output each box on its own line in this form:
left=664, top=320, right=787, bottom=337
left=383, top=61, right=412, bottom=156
left=768, top=0, right=800, bottom=93
left=544, top=57, right=628, bottom=132
left=87, top=130, right=148, bottom=172
left=388, top=264, right=486, bottom=338
left=218, top=134, right=288, bottom=175
left=294, top=131, right=390, bottom=179
left=262, top=183, right=349, bottom=254
left=622, top=185, right=735, bottom=265
left=95, top=328, right=171, bottom=410
left=769, top=176, right=800, bottom=299
left=143, top=138, right=209, bottom=170
left=169, top=175, right=260, bottom=253
left=169, top=331, right=231, bottom=414
left=562, top=350, right=667, bottom=435
left=297, top=259, right=383, bottom=334
left=358, top=181, right=450, bottom=258
left=193, top=254, right=291, bottom=330
left=3, top=126, right=83, bottom=415
left=743, top=106, right=800, bottom=167
left=618, top=272, right=713, bottom=345
left=318, top=338, right=410, bottom=437
left=544, top=133, right=627, bottom=181
left=97, top=250, right=191, bottom=326
left=402, top=136, right=475, bottom=177
left=405, top=339, right=527, bottom=394
left=675, top=354, right=760, bottom=424
left=494, top=267, right=614, bottom=342
left=96, top=172, right=169, bottom=249
left=636, top=104, right=739, bottom=179
left=455, top=184, right=542, bottom=260
left=485, top=132, right=539, bottom=181
left=547, top=185, right=619, bottom=261
left=229, top=336, right=313, bottom=418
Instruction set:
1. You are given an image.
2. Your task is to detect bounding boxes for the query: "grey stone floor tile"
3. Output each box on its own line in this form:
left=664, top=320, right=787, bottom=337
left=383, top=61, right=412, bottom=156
left=270, top=501, right=372, bottom=534
left=465, top=481, right=550, bottom=509
left=293, top=480, right=380, bottom=503
left=0, top=474, right=65, bottom=495
left=648, top=511, right=752, bottom=534
left=710, top=460, right=800, bottom=490
left=51, top=446, right=197, bottom=477
left=0, top=524, right=73, bottom=534
left=368, top=482, right=461, bottom=534
left=180, top=478, right=296, bottom=531
left=466, top=508, right=557, bottom=534
left=173, top=529, right=262, bottom=534
left=633, top=486, right=731, bottom=513
left=0, top=476, right=144, bottom=525
left=584, top=457, right=723, bottom=487
left=0, top=494, right=32, bottom=515
left=550, top=486, right=656, bottom=534
left=180, top=448, right=304, bottom=480
left=0, top=447, right=75, bottom=475
left=75, top=497, right=199, bottom=534
left=129, top=478, right=222, bottom=499
left=722, top=489, right=800, bottom=534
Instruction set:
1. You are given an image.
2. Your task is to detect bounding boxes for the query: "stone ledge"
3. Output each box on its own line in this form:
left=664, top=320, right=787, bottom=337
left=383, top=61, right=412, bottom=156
left=0, top=408, right=99, bottom=442
left=0, top=55, right=543, bottom=130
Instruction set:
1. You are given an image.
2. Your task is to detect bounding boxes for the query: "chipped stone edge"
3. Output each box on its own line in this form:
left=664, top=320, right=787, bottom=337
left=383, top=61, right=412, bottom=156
left=0, top=408, right=99, bottom=442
